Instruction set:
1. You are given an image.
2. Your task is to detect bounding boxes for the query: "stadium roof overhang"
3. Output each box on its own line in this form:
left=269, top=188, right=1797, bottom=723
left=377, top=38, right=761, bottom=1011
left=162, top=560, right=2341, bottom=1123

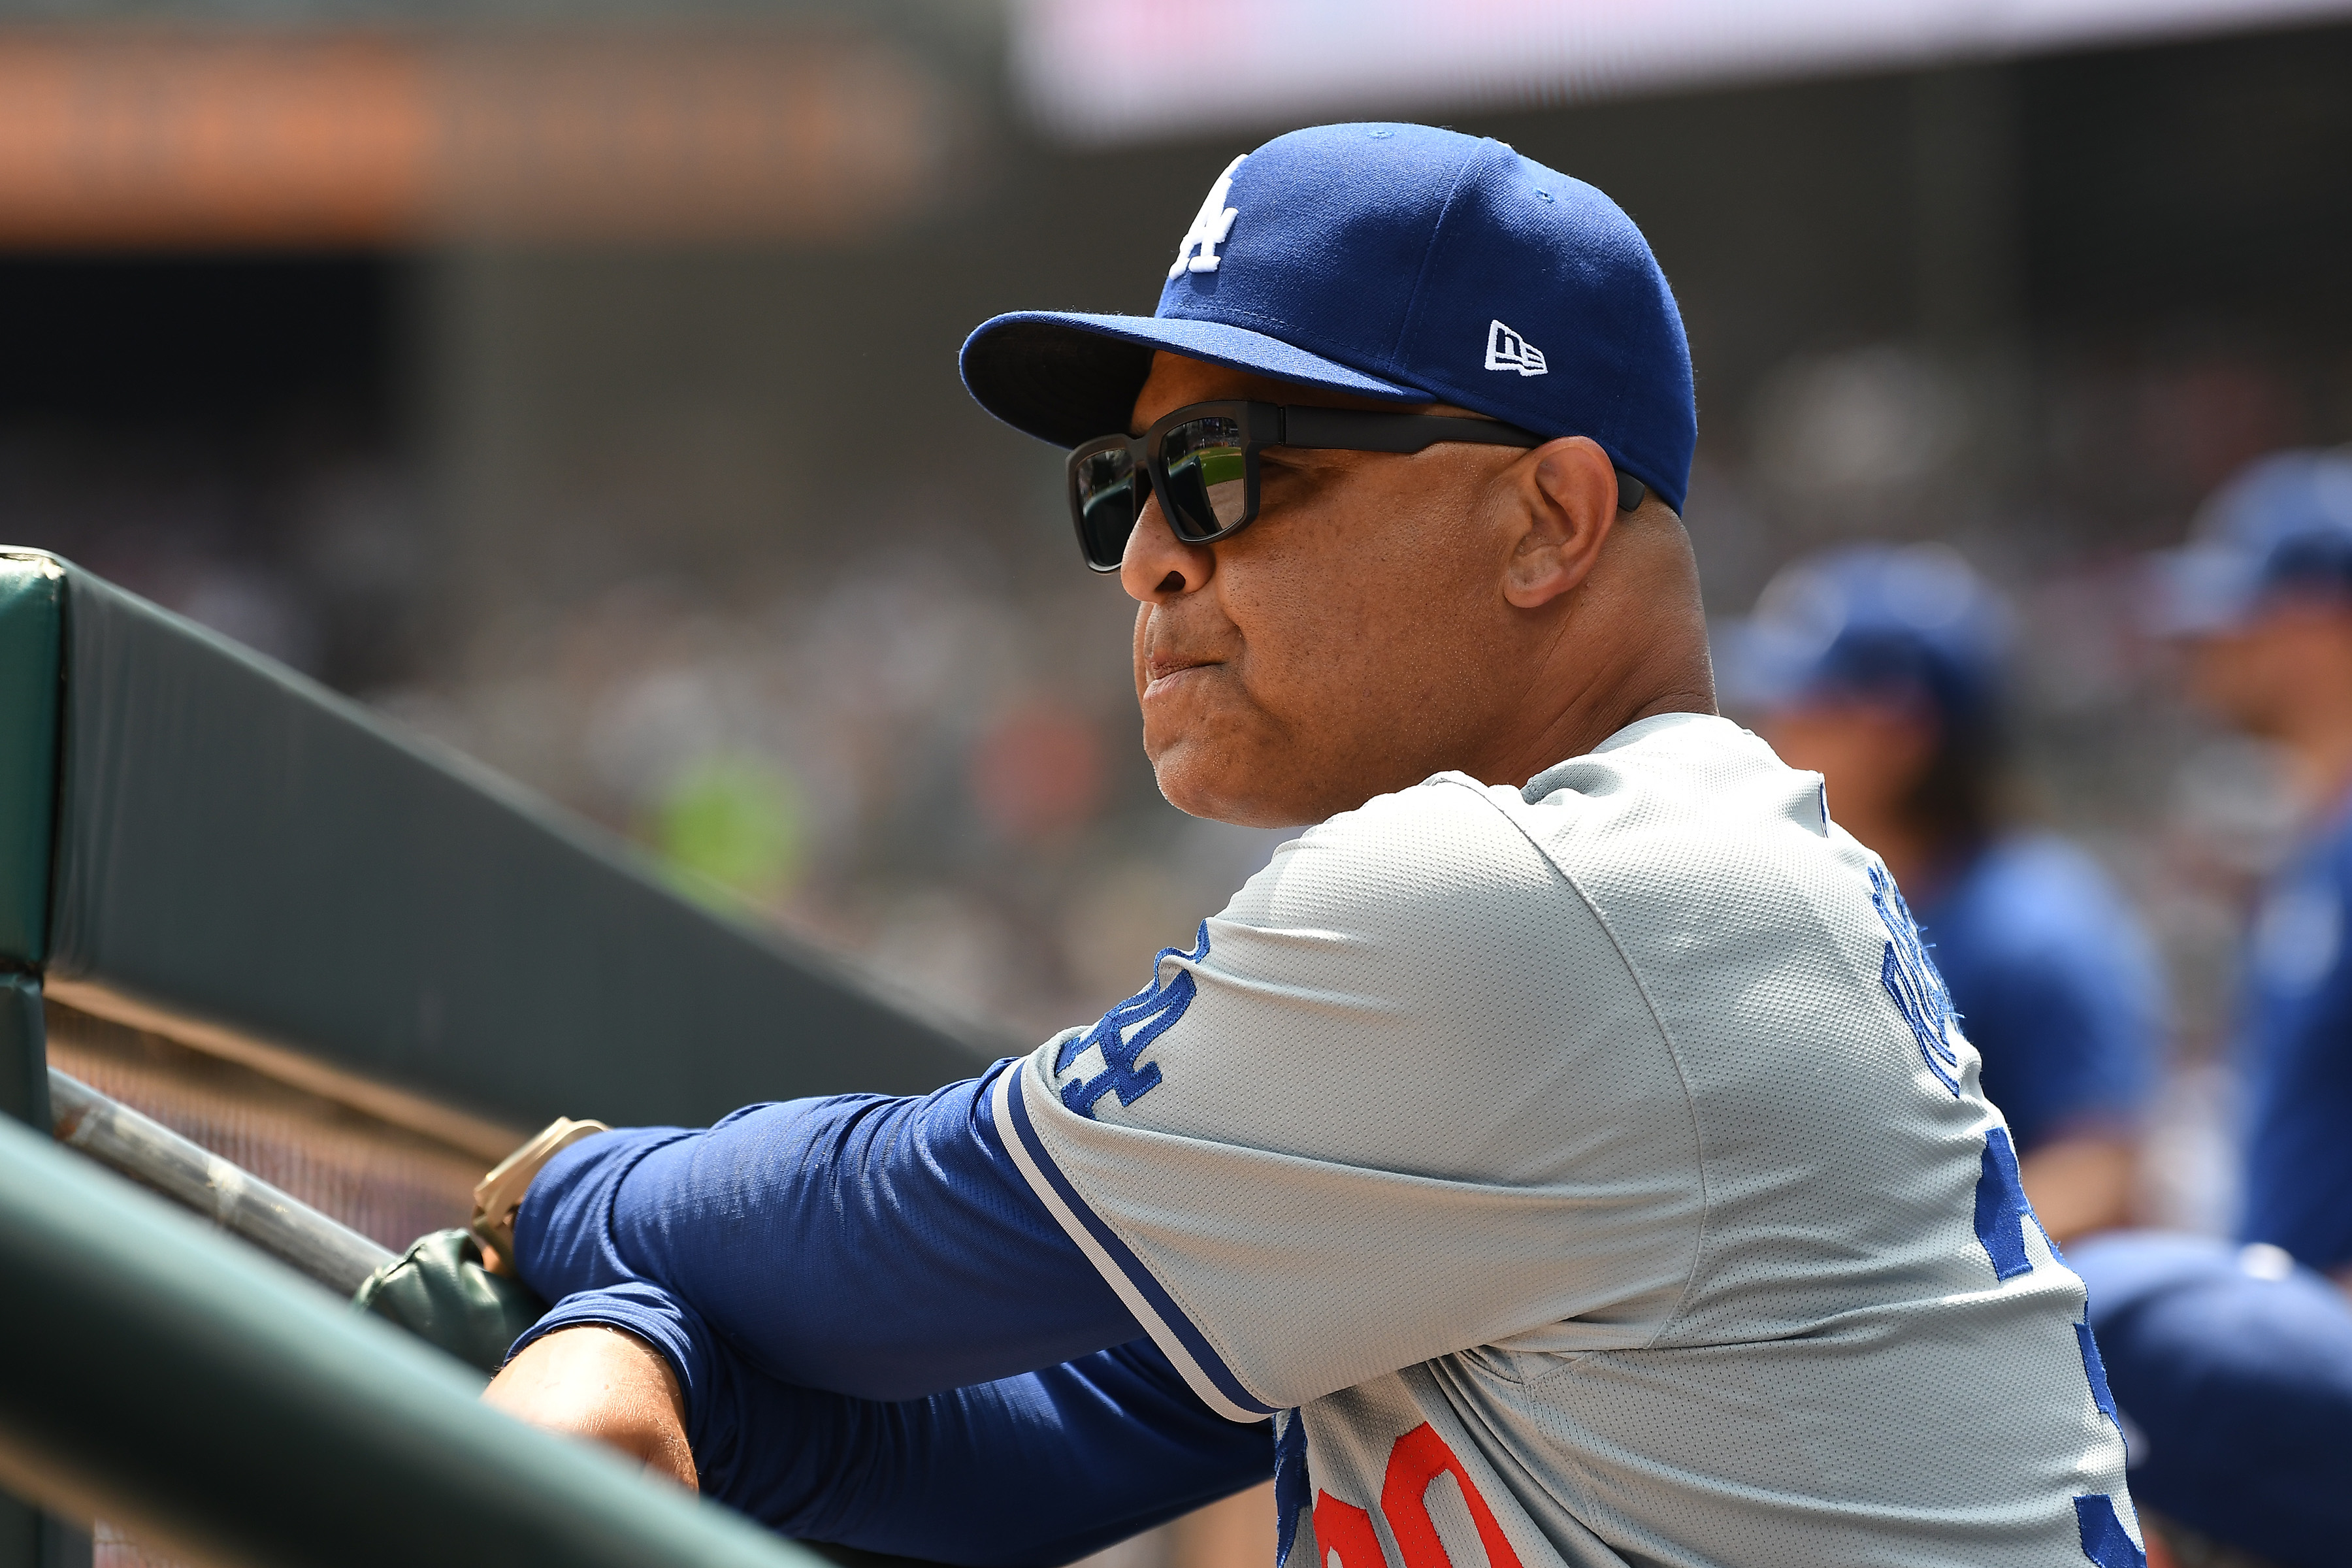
left=1009, top=0, right=2352, bottom=144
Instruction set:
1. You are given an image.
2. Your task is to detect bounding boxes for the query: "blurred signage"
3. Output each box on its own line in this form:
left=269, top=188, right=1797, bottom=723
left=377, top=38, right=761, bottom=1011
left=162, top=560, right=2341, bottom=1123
left=0, top=29, right=959, bottom=246
left=1015, top=0, right=2352, bottom=142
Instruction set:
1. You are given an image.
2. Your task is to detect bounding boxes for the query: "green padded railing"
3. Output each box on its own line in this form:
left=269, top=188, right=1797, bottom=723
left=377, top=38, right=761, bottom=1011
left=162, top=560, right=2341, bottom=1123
left=0, top=555, right=63, bottom=1137
left=0, top=554, right=61, bottom=973
left=2, top=549, right=997, bottom=1133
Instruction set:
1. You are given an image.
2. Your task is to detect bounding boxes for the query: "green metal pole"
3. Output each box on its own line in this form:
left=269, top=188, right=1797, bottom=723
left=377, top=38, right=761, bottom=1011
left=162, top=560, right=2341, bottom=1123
left=48, top=1067, right=394, bottom=1294
left=0, top=1105, right=828, bottom=1568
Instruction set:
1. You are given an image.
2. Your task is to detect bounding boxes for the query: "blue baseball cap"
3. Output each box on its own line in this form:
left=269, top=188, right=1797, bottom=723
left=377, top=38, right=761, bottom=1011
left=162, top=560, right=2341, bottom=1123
left=958, top=122, right=1697, bottom=514
left=2071, top=1231, right=2352, bottom=1568
left=2152, top=448, right=2352, bottom=636
left=1717, top=543, right=2012, bottom=732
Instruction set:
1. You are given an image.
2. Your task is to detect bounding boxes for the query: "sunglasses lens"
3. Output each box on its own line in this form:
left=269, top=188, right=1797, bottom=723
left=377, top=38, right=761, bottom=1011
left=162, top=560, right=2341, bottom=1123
left=1160, top=417, right=1249, bottom=540
left=1072, top=446, right=1145, bottom=568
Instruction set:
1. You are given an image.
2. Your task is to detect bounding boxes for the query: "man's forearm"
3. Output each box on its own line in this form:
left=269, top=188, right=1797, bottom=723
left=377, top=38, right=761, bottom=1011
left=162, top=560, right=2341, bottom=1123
left=484, top=1320, right=1271, bottom=1565
left=508, top=1058, right=1143, bottom=1400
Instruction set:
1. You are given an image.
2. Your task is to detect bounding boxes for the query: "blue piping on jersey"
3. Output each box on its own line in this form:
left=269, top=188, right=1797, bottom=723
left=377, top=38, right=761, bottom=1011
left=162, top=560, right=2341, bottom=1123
left=2074, top=1494, right=2148, bottom=1568
left=1272, top=1411, right=1309, bottom=1568
left=2074, top=1318, right=2119, bottom=1433
left=1000, top=1067, right=1280, bottom=1422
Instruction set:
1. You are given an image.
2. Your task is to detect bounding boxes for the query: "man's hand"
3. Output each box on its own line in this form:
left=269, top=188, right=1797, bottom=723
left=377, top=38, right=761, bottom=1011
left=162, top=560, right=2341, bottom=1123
left=482, top=1326, right=698, bottom=1492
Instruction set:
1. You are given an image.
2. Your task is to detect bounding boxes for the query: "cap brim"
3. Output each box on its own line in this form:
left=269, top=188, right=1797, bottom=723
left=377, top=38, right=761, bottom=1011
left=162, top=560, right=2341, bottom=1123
left=959, top=310, right=1431, bottom=449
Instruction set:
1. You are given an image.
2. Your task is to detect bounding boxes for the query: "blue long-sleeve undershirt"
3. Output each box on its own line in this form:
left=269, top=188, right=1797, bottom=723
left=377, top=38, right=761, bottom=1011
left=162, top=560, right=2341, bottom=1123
left=689, top=1336, right=1272, bottom=1566
left=512, top=1058, right=1142, bottom=1397
left=507, top=1058, right=1268, bottom=1561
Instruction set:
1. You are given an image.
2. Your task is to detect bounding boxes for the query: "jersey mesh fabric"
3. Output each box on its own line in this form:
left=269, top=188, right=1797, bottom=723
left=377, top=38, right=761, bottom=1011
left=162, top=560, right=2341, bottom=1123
left=1001, top=713, right=2137, bottom=1568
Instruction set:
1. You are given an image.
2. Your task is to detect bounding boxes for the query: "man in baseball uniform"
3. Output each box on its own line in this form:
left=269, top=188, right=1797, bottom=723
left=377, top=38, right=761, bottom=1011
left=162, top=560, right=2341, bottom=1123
left=482, top=123, right=2140, bottom=1568
left=2155, top=449, right=2352, bottom=1286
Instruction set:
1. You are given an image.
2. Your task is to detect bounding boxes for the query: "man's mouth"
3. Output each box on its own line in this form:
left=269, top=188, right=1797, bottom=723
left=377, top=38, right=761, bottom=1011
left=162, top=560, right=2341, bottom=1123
left=1142, top=654, right=1220, bottom=698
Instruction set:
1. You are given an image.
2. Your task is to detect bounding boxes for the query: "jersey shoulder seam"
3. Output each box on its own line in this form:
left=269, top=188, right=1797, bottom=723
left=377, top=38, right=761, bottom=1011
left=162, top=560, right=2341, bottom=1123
left=1436, top=775, right=1713, bottom=1349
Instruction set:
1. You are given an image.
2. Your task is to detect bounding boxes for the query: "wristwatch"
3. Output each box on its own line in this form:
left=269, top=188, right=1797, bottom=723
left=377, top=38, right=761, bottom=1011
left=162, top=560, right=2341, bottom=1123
left=468, top=1116, right=610, bottom=1271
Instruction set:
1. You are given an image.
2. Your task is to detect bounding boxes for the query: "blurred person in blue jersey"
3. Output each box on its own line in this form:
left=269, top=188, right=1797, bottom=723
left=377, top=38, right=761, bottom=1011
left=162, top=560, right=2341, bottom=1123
left=2157, top=448, right=2352, bottom=1286
left=2069, top=1230, right=2352, bottom=1568
left=1725, top=544, right=2163, bottom=1241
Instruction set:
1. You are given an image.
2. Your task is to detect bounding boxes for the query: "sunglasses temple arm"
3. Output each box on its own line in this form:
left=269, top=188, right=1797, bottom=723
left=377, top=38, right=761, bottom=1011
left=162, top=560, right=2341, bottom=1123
left=1276, top=408, right=1647, bottom=510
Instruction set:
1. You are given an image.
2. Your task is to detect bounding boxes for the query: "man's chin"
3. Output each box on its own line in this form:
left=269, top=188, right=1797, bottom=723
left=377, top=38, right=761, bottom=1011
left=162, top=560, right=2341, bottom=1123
left=1146, top=739, right=1312, bottom=829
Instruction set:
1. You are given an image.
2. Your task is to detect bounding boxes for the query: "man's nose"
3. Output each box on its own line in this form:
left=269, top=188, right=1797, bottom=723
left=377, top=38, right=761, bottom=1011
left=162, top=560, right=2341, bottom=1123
left=1120, top=494, right=1215, bottom=602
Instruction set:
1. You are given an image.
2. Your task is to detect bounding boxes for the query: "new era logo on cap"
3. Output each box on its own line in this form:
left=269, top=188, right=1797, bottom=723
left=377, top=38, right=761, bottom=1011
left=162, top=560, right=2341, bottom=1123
left=1169, top=155, right=1246, bottom=279
left=1484, top=319, right=1546, bottom=377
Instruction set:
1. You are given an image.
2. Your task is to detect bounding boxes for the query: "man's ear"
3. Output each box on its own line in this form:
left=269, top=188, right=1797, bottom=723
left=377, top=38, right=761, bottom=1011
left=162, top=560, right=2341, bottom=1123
left=1503, top=435, right=1620, bottom=610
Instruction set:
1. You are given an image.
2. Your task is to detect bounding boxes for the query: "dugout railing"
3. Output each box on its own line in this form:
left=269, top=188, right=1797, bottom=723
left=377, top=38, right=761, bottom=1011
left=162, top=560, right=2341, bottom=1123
left=0, top=548, right=1000, bottom=1567
left=0, top=1103, right=832, bottom=1568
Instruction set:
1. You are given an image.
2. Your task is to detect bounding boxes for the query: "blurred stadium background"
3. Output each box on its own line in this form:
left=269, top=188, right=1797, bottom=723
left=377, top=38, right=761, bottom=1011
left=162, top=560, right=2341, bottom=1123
left=4, top=1, right=2351, bottom=1560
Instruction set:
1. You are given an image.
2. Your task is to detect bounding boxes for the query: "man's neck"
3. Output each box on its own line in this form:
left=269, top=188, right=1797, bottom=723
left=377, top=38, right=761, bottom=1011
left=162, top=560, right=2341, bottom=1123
left=1492, top=651, right=1718, bottom=791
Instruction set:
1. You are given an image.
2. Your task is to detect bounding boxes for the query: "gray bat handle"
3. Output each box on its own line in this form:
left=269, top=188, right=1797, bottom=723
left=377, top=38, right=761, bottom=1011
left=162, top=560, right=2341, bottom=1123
left=48, top=1067, right=398, bottom=1296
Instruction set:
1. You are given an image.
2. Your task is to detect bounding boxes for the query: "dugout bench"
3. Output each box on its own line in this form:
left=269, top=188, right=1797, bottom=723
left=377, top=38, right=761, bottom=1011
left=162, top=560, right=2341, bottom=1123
left=0, top=549, right=998, bottom=1567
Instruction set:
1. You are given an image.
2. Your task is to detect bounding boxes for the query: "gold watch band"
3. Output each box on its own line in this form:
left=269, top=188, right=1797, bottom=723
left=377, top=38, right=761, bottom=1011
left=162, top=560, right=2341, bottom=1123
left=468, top=1116, right=610, bottom=1267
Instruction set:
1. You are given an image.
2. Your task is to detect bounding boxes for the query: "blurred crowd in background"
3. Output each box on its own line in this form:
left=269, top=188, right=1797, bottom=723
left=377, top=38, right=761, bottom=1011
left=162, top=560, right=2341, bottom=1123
left=3, top=4, right=2351, bottom=1559
left=6, top=10, right=2347, bottom=1173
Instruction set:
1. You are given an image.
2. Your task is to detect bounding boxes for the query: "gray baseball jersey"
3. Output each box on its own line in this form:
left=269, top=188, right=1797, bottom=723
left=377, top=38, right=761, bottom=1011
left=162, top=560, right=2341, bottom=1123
left=994, top=712, right=2140, bottom=1568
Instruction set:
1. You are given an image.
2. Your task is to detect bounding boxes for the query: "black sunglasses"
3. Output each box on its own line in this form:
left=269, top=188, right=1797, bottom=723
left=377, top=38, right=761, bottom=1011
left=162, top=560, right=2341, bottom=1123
left=1066, top=400, right=1648, bottom=572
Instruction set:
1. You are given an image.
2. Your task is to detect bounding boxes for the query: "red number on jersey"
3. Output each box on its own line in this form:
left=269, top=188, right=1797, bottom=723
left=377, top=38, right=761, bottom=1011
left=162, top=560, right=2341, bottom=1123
left=1311, top=1491, right=1383, bottom=1568
left=1310, top=1422, right=1527, bottom=1568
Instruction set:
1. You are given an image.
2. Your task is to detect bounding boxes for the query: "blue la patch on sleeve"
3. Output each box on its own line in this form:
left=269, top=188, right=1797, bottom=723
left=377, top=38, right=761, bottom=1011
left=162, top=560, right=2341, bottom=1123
left=1054, top=923, right=1210, bottom=1119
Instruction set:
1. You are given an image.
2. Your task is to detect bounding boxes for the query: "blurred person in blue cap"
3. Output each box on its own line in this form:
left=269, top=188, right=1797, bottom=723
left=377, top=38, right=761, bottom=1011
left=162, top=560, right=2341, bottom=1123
left=2069, top=1230, right=2352, bottom=1568
left=472, top=124, right=2146, bottom=1567
left=1724, top=544, right=2163, bottom=1242
left=2158, top=448, right=2352, bottom=1286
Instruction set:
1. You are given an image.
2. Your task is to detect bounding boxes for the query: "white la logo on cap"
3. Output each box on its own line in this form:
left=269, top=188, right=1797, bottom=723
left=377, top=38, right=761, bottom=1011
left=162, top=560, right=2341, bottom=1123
left=1484, top=319, right=1547, bottom=376
left=1169, top=155, right=1245, bottom=279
